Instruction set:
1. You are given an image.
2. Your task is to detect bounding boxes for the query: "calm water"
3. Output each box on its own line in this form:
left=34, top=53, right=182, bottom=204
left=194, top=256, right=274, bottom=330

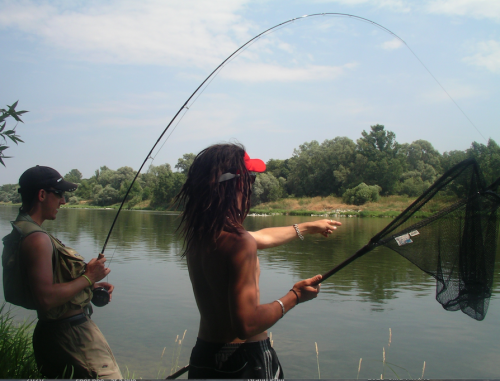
left=1, top=205, right=500, bottom=379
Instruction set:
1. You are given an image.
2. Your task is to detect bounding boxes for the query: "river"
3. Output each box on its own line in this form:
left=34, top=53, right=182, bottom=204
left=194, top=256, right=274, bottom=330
left=1, top=205, right=499, bottom=379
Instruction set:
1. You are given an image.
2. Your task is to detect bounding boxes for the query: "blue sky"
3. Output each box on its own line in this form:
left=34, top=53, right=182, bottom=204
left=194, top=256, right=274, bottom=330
left=1, top=0, right=499, bottom=185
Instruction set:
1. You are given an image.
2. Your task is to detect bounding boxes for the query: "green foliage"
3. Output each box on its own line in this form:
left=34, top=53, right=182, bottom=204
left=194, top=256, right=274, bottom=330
left=286, top=137, right=358, bottom=197
left=119, top=179, right=143, bottom=202
left=93, top=184, right=120, bottom=206
left=69, top=196, right=79, bottom=205
left=0, top=101, right=28, bottom=167
left=251, top=173, right=284, bottom=205
left=0, top=184, right=21, bottom=203
left=342, top=183, right=381, bottom=205
left=0, top=303, right=41, bottom=378
left=150, top=166, right=186, bottom=208
left=74, top=179, right=94, bottom=200
left=64, top=169, right=83, bottom=183
left=175, top=153, right=196, bottom=174
left=355, top=125, right=406, bottom=195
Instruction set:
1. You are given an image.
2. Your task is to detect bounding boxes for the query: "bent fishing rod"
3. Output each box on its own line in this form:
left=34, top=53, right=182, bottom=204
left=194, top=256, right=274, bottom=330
left=93, top=13, right=485, bottom=309
left=101, top=12, right=484, bottom=256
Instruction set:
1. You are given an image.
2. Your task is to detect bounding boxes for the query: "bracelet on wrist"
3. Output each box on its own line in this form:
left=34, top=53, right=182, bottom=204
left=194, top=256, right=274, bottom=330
left=275, top=299, right=285, bottom=318
left=82, top=274, right=93, bottom=287
left=290, top=288, right=300, bottom=305
left=293, top=224, right=304, bottom=240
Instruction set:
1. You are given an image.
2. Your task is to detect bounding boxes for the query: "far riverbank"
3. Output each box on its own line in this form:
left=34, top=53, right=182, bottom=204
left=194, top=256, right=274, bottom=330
left=2, top=194, right=429, bottom=218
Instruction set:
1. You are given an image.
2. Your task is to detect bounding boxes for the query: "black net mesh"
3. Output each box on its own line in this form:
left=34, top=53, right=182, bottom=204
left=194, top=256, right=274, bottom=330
left=323, top=158, right=500, bottom=321
left=373, top=159, right=500, bottom=321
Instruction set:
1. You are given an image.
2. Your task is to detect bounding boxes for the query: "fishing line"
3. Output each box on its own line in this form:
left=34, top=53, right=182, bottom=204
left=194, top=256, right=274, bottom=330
left=95, top=13, right=486, bottom=307
left=151, top=26, right=283, bottom=161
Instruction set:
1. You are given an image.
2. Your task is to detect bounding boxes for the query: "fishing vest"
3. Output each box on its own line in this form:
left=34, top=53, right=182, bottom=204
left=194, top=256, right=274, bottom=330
left=2, top=213, right=92, bottom=320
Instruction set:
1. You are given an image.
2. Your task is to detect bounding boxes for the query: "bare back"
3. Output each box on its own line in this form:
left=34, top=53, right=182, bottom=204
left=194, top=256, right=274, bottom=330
left=187, top=229, right=267, bottom=343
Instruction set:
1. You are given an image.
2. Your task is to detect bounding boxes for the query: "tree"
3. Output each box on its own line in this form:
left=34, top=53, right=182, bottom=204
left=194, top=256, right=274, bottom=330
left=466, top=139, right=500, bottom=185
left=1, top=101, right=28, bottom=167
left=93, top=185, right=120, bottom=206
left=286, top=137, right=357, bottom=197
left=150, top=165, right=186, bottom=208
left=64, top=169, right=83, bottom=184
left=175, top=153, right=196, bottom=174
left=397, top=140, right=442, bottom=196
left=251, top=173, right=284, bottom=205
left=355, top=125, right=405, bottom=195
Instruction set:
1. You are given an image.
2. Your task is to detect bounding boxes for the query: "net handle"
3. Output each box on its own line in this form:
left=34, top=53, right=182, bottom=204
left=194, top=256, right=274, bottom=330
left=320, top=243, right=375, bottom=282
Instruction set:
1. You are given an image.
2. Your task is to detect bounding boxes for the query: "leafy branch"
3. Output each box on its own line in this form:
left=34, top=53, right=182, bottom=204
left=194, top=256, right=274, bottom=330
left=0, top=101, right=28, bottom=167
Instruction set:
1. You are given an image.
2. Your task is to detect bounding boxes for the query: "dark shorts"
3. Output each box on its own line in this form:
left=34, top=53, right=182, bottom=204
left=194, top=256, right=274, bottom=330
left=32, top=313, right=122, bottom=379
left=188, top=337, right=284, bottom=379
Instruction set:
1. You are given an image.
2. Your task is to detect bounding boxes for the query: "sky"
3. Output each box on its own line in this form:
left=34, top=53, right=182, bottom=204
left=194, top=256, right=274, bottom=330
left=1, top=0, right=499, bottom=185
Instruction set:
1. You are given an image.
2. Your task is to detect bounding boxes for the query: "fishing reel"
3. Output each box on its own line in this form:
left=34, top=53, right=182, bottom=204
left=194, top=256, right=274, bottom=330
left=92, top=287, right=110, bottom=307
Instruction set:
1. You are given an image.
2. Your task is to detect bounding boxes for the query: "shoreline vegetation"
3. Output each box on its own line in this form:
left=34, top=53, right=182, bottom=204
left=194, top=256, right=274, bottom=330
left=1, top=194, right=440, bottom=219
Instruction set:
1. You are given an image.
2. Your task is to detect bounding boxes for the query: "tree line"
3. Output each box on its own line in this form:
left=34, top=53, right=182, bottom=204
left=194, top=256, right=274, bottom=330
left=1, top=125, right=499, bottom=207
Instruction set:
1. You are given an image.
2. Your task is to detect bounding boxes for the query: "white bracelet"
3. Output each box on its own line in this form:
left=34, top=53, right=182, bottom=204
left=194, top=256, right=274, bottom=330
left=275, top=299, right=285, bottom=318
left=293, top=224, right=304, bottom=240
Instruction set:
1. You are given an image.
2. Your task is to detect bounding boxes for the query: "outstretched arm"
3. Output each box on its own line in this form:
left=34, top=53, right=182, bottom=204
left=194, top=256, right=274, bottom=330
left=248, top=219, right=342, bottom=249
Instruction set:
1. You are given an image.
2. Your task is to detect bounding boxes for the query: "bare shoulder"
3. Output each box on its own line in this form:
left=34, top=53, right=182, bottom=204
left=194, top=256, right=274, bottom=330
left=21, top=231, right=52, bottom=258
left=219, top=230, right=258, bottom=267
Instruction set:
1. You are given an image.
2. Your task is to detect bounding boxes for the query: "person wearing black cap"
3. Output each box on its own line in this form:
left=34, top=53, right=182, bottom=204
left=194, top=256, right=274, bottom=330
left=174, top=143, right=341, bottom=379
left=2, top=166, right=122, bottom=378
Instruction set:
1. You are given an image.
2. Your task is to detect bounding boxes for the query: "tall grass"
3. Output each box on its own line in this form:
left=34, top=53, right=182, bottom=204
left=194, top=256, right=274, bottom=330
left=0, top=303, right=41, bottom=378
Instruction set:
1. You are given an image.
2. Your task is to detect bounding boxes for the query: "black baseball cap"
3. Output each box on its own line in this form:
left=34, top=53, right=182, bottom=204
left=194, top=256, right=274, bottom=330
left=18, top=166, right=78, bottom=192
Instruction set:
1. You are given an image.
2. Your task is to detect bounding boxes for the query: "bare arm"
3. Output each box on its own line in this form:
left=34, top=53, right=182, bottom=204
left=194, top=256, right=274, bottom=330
left=22, top=232, right=110, bottom=312
left=248, top=219, right=342, bottom=249
left=228, top=234, right=321, bottom=340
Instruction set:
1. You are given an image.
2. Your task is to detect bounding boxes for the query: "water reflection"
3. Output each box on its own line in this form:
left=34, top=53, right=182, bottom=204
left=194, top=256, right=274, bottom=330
left=1, top=205, right=499, bottom=379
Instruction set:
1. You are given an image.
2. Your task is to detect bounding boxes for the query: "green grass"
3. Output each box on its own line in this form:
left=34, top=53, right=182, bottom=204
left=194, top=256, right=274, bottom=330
left=0, top=303, right=41, bottom=378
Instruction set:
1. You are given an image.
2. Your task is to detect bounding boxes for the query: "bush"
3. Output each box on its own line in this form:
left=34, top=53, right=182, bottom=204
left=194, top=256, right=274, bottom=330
left=93, top=185, right=120, bottom=206
left=399, top=177, right=430, bottom=197
left=251, top=173, right=284, bottom=205
left=342, top=183, right=381, bottom=205
left=69, top=196, right=79, bottom=205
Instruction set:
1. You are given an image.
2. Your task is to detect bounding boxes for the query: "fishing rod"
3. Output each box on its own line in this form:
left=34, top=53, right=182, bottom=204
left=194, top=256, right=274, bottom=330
left=92, top=13, right=485, bottom=308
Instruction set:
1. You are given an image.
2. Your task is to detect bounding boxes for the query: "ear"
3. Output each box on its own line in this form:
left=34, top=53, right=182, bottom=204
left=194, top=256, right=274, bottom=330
left=37, top=189, right=46, bottom=202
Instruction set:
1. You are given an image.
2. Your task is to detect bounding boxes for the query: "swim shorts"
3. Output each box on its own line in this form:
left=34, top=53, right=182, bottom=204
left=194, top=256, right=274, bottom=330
left=32, top=313, right=122, bottom=379
left=188, top=337, right=284, bottom=379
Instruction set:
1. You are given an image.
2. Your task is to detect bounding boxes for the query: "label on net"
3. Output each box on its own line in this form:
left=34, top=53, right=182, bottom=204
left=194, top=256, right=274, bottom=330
left=395, top=233, right=413, bottom=246
left=409, top=230, right=420, bottom=237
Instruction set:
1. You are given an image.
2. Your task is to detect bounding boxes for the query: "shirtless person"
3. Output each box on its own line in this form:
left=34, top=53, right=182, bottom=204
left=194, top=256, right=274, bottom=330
left=2, top=166, right=122, bottom=378
left=175, top=143, right=341, bottom=379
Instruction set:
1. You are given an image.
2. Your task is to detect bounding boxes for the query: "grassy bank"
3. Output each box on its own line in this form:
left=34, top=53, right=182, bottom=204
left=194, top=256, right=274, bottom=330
left=1, top=194, right=454, bottom=218
left=0, top=304, right=40, bottom=378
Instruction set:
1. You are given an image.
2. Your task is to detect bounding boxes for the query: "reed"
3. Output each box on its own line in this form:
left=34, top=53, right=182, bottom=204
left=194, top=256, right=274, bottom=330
left=315, top=342, right=321, bottom=379
left=0, top=303, right=40, bottom=378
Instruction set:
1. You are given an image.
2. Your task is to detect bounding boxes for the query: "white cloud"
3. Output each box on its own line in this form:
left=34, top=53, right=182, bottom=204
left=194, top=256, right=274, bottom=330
left=463, top=40, right=500, bottom=73
left=219, top=62, right=358, bottom=82
left=419, top=83, right=484, bottom=103
left=380, top=38, right=403, bottom=50
left=426, top=0, right=500, bottom=21
left=0, top=0, right=252, bottom=67
left=312, top=0, right=411, bottom=13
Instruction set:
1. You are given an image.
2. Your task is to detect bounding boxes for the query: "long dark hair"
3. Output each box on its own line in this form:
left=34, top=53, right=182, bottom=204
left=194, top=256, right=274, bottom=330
left=174, top=143, right=253, bottom=256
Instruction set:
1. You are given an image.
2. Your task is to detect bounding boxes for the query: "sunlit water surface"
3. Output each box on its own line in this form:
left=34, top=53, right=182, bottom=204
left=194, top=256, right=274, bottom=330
left=1, top=205, right=500, bottom=379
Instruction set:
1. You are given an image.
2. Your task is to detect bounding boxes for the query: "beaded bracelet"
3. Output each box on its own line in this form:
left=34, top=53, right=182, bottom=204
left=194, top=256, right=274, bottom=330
left=293, top=224, right=304, bottom=240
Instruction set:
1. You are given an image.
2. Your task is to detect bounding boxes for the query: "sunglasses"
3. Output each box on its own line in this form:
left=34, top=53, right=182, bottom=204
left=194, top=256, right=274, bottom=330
left=218, top=172, right=257, bottom=184
left=44, top=189, right=65, bottom=198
